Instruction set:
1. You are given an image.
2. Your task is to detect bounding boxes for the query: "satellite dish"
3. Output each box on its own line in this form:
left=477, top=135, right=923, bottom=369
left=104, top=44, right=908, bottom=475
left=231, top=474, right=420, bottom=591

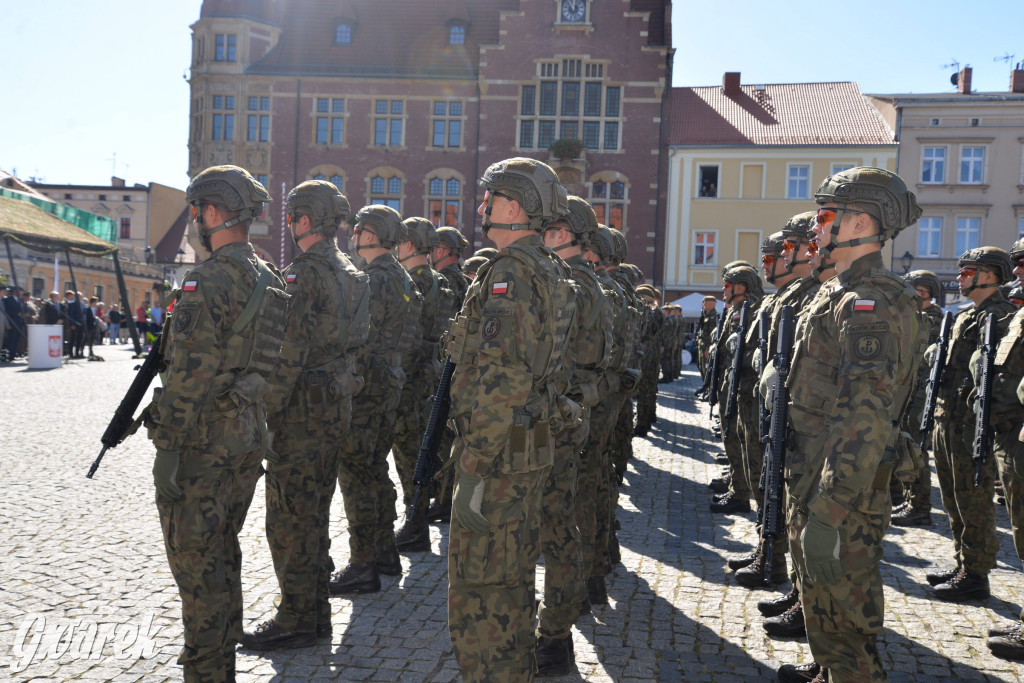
left=950, top=72, right=959, bottom=86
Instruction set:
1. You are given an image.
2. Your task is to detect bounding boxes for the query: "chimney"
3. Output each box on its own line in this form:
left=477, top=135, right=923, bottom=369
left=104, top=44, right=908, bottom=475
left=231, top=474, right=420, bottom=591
left=111, top=177, right=125, bottom=187
left=1012, top=66, right=1024, bottom=93
left=723, top=72, right=741, bottom=96
left=956, top=66, right=972, bottom=94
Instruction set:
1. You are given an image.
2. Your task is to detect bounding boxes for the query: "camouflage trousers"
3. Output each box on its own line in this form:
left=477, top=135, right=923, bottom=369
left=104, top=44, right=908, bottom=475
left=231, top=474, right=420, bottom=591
left=156, top=449, right=263, bottom=683
left=448, top=451, right=550, bottom=681
left=578, top=390, right=625, bottom=581
left=337, top=394, right=401, bottom=563
left=538, top=415, right=589, bottom=639
left=391, top=366, right=437, bottom=505
left=636, top=360, right=659, bottom=430
left=898, top=403, right=932, bottom=511
left=610, top=395, right=634, bottom=478
left=265, top=412, right=346, bottom=633
left=788, top=469, right=891, bottom=682
left=738, top=394, right=762, bottom=508
left=933, top=411, right=998, bottom=574
left=719, top=393, right=750, bottom=499
left=994, top=432, right=1024, bottom=620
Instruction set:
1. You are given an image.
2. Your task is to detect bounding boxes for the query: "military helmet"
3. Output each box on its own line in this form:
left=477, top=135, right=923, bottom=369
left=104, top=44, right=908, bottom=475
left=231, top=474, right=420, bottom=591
left=472, top=247, right=498, bottom=260
left=479, top=157, right=568, bottom=227
left=723, top=265, right=764, bottom=296
left=622, top=263, right=644, bottom=282
left=559, top=195, right=599, bottom=247
left=617, top=263, right=640, bottom=287
left=352, top=204, right=406, bottom=249
left=186, top=165, right=271, bottom=219
left=904, top=270, right=942, bottom=300
left=402, top=217, right=439, bottom=254
left=814, top=167, right=922, bottom=240
left=609, top=228, right=629, bottom=264
left=1009, top=285, right=1024, bottom=304
left=781, top=211, right=816, bottom=240
left=958, top=246, right=1014, bottom=284
left=463, top=255, right=490, bottom=277
left=720, top=260, right=752, bottom=278
left=436, top=226, right=469, bottom=253
left=589, top=225, right=616, bottom=263
left=1009, top=237, right=1024, bottom=262
left=761, top=231, right=787, bottom=255
left=285, top=180, right=349, bottom=235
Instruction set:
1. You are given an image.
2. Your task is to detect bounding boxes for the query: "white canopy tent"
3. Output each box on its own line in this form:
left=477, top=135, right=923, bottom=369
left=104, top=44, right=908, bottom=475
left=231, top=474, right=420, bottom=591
left=670, top=292, right=723, bottom=320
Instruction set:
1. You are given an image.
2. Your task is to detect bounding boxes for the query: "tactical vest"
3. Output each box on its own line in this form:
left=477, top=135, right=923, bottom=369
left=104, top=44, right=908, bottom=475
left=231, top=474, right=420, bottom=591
left=214, top=250, right=290, bottom=382
left=412, top=265, right=456, bottom=344
left=569, top=260, right=612, bottom=371
left=295, top=246, right=370, bottom=355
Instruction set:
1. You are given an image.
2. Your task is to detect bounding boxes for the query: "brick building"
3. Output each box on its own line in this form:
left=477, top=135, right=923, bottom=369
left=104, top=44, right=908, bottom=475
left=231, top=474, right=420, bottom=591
left=188, top=0, right=673, bottom=279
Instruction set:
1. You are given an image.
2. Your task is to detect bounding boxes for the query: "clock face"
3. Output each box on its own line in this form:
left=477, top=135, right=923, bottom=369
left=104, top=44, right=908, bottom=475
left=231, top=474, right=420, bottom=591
left=561, top=0, right=586, bottom=22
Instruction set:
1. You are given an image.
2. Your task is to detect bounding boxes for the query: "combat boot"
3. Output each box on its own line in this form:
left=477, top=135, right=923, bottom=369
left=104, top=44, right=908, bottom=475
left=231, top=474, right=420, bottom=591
left=764, top=602, right=805, bottom=638
left=758, top=586, right=798, bottom=617
left=989, top=625, right=1024, bottom=660
left=709, top=476, right=731, bottom=494
left=777, top=662, right=821, bottom=683
left=989, top=622, right=1023, bottom=638
left=241, top=619, right=316, bottom=651
left=735, top=549, right=786, bottom=588
left=609, top=531, right=621, bottom=566
left=587, top=576, right=608, bottom=605
left=426, top=500, right=450, bottom=524
left=329, top=562, right=381, bottom=595
left=535, top=635, right=574, bottom=677
left=709, top=492, right=751, bottom=514
left=395, top=515, right=431, bottom=552
left=890, top=505, right=932, bottom=527
left=375, top=544, right=402, bottom=577
left=933, top=568, right=990, bottom=602
left=925, top=564, right=960, bottom=586
left=726, top=547, right=760, bottom=571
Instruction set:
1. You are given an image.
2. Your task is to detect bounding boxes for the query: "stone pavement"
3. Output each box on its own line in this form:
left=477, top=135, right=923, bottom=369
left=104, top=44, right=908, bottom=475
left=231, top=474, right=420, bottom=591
left=1, top=347, right=1024, bottom=681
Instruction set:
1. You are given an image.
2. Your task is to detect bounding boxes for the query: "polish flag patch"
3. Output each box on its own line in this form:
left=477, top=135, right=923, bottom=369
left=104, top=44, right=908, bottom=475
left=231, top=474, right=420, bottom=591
left=492, top=282, right=509, bottom=295
left=286, top=273, right=297, bottom=283
left=853, top=299, right=875, bottom=312
left=183, top=280, right=198, bottom=292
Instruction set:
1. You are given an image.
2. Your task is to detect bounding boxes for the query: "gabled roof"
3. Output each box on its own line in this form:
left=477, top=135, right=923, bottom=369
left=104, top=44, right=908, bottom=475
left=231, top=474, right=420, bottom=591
left=246, top=0, right=519, bottom=79
left=670, top=81, right=894, bottom=147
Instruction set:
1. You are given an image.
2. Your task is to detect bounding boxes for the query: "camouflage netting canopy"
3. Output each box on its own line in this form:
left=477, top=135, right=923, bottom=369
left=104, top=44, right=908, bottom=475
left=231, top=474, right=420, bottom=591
left=0, top=192, right=118, bottom=256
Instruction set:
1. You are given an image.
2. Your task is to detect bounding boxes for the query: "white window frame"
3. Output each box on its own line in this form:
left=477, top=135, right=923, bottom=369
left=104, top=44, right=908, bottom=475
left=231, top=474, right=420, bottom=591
left=786, top=164, right=810, bottom=199
left=697, top=163, right=721, bottom=198
left=955, top=216, right=981, bottom=254
left=917, top=216, right=942, bottom=257
left=693, top=231, right=717, bottom=267
left=921, top=146, right=946, bottom=184
left=830, top=163, right=854, bottom=175
left=959, top=146, right=985, bottom=184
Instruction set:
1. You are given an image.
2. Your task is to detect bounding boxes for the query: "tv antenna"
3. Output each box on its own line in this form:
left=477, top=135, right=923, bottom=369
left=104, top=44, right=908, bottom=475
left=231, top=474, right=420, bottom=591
left=994, top=53, right=1015, bottom=66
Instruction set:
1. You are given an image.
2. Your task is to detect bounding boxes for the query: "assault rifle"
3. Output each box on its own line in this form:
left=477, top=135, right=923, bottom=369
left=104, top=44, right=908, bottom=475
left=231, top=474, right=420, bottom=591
left=408, top=356, right=456, bottom=519
left=694, top=308, right=724, bottom=405
left=972, top=313, right=997, bottom=487
left=761, top=305, right=794, bottom=583
left=919, top=311, right=953, bottom=450
left=87, top=332, right=163, bottom=478
left=722, top=301, right=750, bottom=438
left=757, top=308, right=771, bottom=444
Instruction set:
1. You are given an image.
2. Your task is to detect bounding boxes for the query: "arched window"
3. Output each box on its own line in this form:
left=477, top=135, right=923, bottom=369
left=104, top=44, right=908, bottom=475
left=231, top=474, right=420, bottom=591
left=425, top=172, right=463, bottom=227
left=590, top=174, right=628, bottom=232
left=335, top=23, right=352, bottom=44
left=308, top=165, right=346, bottom=193
left=369, top=168, right=404, bottom=211
left=449, top=25, right=466, bottom=46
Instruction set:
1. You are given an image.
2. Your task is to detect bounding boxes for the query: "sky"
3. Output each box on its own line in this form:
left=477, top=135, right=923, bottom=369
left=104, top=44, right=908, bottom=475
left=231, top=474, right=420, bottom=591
left=2, top=0, right=1022, bottom=190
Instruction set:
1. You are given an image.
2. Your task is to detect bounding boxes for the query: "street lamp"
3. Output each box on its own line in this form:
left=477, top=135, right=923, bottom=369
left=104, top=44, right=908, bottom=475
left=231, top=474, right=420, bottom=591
left=900, top=251, right=914, bottom=274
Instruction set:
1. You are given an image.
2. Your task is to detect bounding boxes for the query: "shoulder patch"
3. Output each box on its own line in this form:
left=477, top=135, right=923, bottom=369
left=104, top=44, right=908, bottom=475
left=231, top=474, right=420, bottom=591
left=853, top=299, right=875, bottom=312
left=286, top=273, right=297, bottom=283
left=492, top=281, right=509, bottom=295
left=171, top=301, right=203, bottom=340
left=183, top=280, right=198, bottom=292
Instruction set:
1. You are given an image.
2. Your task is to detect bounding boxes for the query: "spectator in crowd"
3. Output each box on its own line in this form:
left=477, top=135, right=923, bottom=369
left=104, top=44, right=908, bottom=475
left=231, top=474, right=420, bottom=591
left=107, top=304, right=122, bottom=344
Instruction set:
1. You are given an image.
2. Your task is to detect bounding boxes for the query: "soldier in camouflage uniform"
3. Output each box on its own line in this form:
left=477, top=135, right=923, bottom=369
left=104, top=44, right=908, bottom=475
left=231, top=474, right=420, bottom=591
left=778, top=168, right=924, bottom=683
left=429, top=225, right=471, bottom=523
left=148, top=165, right=289, bottom=682
left=926, top=247, right=1015, bottom=603
left=244, top=180, right=370, bottom=650
left=890, top=270, right=944, bottom=527
left=635, top=284, right=665, bottom=437
left=534, top=195, right=611, bottom=676
left=330, top=205, right=422, bottom=595
left=392, top=217, right=456, bottom=552
left=710, top=265, right=763, bottom=515
left=984, top=237, right=1024, bottom=659
left=696, top=296, right=719, bottom=380
left=660, top=304, right=678, bottom=381
left=446, top=158, right=574, bottom=681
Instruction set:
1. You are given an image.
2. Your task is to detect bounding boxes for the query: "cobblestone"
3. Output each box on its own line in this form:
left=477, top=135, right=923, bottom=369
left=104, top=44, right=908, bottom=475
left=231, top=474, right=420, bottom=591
left=2, top=350, right=1024, bottom=680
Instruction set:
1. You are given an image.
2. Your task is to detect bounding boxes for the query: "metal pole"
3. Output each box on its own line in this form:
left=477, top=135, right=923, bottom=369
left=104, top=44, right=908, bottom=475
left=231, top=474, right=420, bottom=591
left=64, top=248, right=78, bottom=294
left=113, top=252, right=142, bottom=355
left=4, top=237, right=18, bottom=289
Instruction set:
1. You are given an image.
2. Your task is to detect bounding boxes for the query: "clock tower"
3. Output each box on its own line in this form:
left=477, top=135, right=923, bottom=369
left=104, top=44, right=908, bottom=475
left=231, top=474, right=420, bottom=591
left=559, top=0, right=587, bottom=23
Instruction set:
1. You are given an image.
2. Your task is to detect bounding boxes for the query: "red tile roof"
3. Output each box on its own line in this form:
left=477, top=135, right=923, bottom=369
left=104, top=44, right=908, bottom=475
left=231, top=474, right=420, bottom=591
left=669, top=81, right=894, bottom=146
